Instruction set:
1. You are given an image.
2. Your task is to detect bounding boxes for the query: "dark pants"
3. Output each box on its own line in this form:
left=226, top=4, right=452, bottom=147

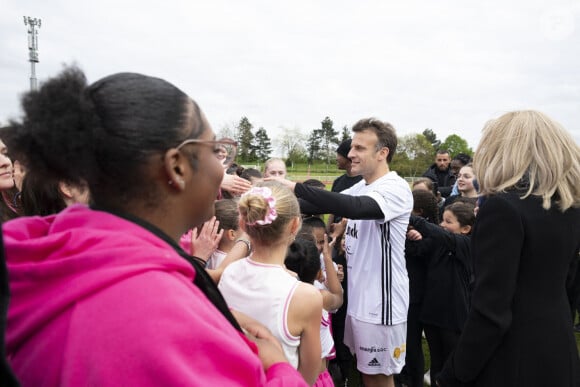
left=423, top=324, right=460, bottom=387
left=401, top=302, right=425, bottom=387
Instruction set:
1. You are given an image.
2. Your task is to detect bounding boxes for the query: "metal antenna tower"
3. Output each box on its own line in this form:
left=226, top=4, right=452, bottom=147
left=23, top=16, right=42, bottom=91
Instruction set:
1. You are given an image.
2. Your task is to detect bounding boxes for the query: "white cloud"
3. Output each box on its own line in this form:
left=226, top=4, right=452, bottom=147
left=1, top=0, right=578, bottom=151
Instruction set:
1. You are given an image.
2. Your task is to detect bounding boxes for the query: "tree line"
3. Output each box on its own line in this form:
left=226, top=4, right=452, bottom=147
left=219, top=117, right=473, bottom=177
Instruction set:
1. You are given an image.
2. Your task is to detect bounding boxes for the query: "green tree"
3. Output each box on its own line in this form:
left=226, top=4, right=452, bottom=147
left=340, top=125, right=350, bottom=142
left=306, top=129, right=323, bottom=163
left=236, top=117, right=255, bottom=162
left=422, top=128, right=441, bottom=151
left=253, top=127, right=272, bottom=162
left=277, top=127, right=305, bottom=160
left=287, top=146, right=308, bottom=165
left=440, top=134, right=473, bottom=157
left=319, top=116, right=339, bottom=165
left=395, top=134, right=434, bottom=176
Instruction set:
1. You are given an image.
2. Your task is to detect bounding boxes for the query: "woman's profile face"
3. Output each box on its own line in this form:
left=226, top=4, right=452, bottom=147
left=185, top=119, right=225, bottom=226
left=0, top=140, right=15, bottom=191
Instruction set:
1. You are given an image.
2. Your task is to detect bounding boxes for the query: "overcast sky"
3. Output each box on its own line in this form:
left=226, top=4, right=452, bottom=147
left=1, top=0, right=579, bottom=154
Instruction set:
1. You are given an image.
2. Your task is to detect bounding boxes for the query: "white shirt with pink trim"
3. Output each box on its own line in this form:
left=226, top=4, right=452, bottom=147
left=218, top=257, right=301, bottom=368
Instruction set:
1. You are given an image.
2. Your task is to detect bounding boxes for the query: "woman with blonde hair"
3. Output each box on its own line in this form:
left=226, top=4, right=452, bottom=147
left=438, top=110, right=580, bottom=387
left=219, top=181, right=323, bottom=385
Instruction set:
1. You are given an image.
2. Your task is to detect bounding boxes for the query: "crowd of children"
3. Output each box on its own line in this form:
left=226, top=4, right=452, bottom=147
left=0, top=66, right=579, bottom=387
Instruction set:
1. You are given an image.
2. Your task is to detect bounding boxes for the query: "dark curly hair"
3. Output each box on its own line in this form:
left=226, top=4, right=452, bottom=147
left=285, top=238, right=321, bottom=284
left=412, top=190, right=439, bottom=224
left=10, top=65, right=207, bottom=209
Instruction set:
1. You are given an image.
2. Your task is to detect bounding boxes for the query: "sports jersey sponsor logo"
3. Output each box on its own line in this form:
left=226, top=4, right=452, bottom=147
left=346, top=223, right=358, bottom=239
left=393, top=344, right=406, bottom=359
left=367, top=358, right=381, bottom=367
left=359, top=345, right=387, bottom=353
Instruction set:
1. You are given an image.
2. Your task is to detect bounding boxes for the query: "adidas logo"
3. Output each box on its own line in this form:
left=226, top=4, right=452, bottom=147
left=368, top=358, right=381, bottom=367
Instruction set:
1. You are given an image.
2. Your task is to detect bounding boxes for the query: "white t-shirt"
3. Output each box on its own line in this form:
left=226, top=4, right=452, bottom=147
left=218, top=258, right=301, bottom=368
left=206, top=249, right=227, bottom=270
left=342, top=171, right=412, bottom=325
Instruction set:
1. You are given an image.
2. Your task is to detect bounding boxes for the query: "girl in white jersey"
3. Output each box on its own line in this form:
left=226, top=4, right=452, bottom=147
left=219, top=181, right=323, bottom=385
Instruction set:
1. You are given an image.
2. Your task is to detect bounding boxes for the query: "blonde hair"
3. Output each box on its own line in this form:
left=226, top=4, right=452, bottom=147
left=238, top=181, right=300, bottom=244
left=474, top=110, right=580, bottom=211
left=264, top=158, right=286, bottom=173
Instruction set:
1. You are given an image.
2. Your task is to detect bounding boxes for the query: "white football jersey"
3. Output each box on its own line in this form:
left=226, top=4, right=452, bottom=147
left=342, top=171, right=412, bottom=325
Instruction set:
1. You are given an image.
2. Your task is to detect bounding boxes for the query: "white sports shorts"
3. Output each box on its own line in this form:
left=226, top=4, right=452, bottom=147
left=343, top=315, right=407, bottom=375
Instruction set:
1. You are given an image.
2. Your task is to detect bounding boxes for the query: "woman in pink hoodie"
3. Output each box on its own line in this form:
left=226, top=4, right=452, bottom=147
left=3, top=66, right=307, bottom=387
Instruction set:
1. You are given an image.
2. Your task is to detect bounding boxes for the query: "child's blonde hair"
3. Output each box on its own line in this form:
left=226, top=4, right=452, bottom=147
left=238, top=181, right=300, bottom=244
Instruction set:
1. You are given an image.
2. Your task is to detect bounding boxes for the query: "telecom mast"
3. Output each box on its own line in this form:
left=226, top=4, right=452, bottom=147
left=23, top=16, right=41, bottom=91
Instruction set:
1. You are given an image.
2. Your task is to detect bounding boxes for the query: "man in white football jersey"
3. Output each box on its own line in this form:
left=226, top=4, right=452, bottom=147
left=273, top=118, right=413, bottom=387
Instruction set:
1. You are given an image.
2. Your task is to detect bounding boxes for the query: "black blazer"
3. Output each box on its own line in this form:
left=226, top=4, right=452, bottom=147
left=438, top=191, right=580, bottom=387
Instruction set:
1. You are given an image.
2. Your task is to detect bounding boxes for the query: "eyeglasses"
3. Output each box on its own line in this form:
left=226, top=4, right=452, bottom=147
left=176, top=137, right=238, bottom=169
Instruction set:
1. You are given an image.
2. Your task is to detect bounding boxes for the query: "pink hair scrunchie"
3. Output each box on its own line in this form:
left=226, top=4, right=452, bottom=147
left=243, top=186, right=278, bottom=226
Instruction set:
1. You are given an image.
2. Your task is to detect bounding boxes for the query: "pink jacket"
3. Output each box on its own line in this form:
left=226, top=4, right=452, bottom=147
left=4, top=205, right=306, bottom=386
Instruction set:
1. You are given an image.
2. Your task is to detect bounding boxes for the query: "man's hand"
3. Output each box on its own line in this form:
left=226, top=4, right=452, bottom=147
left=221, top=173, right=252, bottom=196
left=264, top=176, right=296, bottom=191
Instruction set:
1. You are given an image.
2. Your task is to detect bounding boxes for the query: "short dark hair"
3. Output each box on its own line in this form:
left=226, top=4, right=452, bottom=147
left=445, top=202, right=476, bottom=230
left=352, top=118, right=397, bottom=163
left=301, top=216, right=326, bottom=230
left=214, top=199, right=239, bottom=232
left=240, top=168, right=262, bottom=182
left=412, top=190, right=439, bottom=224
left=436, top=149, right=450, bottom=155
left=285, top=238, right=321, bottom=284
left=452, top=153, right=472, bottom=166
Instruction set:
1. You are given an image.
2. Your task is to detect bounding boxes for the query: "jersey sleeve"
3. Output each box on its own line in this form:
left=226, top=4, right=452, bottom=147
left=364, top=179, right=412, bottom=223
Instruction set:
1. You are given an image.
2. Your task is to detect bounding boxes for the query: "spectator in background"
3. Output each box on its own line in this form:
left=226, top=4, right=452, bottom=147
left=437, top=110, right=580, bottom=387
left=443, top=164, right=479, bottom=209
left=331, top=139, right=363, bottom=194
left=449, top=153, right=472, bottom=196
left=413, top=177, right=444, bottom=222
left=422, top=149, right=455, bottom=198
left=263, top=158, right=287, bottom=179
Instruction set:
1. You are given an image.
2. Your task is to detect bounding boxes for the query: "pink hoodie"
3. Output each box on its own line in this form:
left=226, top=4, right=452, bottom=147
left=4, top=205, right=306, bottom=386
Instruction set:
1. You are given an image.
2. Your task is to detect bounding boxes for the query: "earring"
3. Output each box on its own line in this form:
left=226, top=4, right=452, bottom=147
left=168, top=180, right=173, bottom=185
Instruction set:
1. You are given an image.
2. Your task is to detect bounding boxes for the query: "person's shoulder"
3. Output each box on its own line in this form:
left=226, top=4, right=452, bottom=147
left=422, top=164, right=436, bottom=176
left=342, top=178, right=365, bottom=194
left=378, top=171, right=411, bottom=190
left=293, top=282, right=323, bottom=309
left=220, top=257, right=248, bottom=278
